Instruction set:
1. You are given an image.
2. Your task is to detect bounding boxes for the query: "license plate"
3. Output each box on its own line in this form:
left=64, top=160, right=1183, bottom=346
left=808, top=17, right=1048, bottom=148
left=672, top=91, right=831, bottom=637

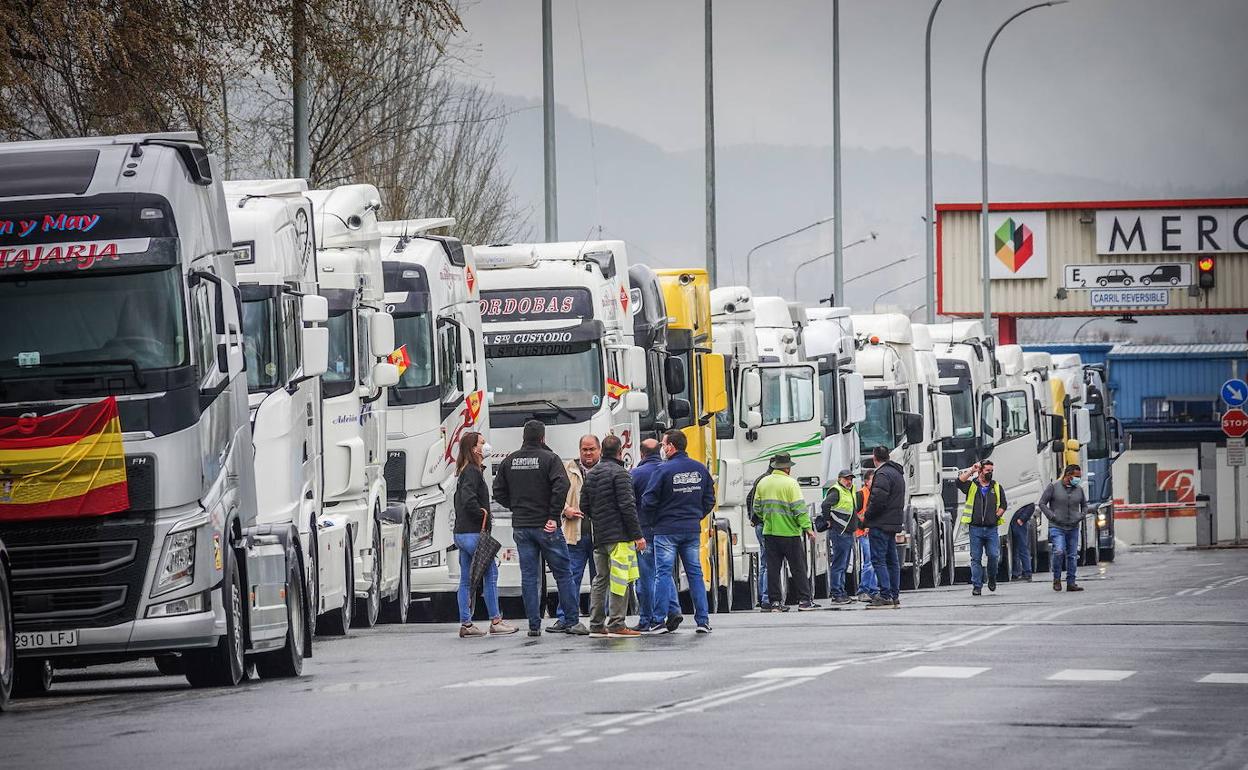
left=15, top=629, right=78, bottom=650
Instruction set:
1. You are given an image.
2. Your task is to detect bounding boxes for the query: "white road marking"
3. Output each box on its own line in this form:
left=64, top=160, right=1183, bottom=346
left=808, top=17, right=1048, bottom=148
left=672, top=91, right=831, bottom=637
left=511, top=756, right=539, bottom=764
left=445, top=676, right=550, bottom=688
left=685, top=678, right=810, bottom=711
left=603, top=727, right=628, bottom=735
left=1048, top=669, right=1135, bottom=682
left=481, top=765, right=508, bottom=770
left=1198, top=673, right=1248, bottom=684
left=561, top=728, right=589, bottom=736
left=575, top=736, right=600, bottom=744
left=596, top=670, right=695, bottom=683
left=894, top=666, right=990, bottom=679
left=589, top=713, right=647, bottom=728
left=744, top=666, right=839, bottom=679
left=546, top=746, right=572, bottom=753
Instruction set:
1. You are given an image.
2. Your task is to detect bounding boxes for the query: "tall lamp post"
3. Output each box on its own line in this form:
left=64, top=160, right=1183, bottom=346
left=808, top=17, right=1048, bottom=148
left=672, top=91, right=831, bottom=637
left=923, top=0, right=944, bottom=325
left=744, top=217, right=834, bottom=288
left=980, top=1, right=1067, bottom=336
left=790, top=232, right=877, bottom=299
left=872, top=275, right=927, bottom=313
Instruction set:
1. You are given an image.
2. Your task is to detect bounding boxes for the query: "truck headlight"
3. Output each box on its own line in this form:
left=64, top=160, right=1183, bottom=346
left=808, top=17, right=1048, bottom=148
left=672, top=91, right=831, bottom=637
left=412, top=505, right=436, bottom=550
left=1096, top=511, right=1107, bottom=528
left=153, top=528, right=197, bottom=596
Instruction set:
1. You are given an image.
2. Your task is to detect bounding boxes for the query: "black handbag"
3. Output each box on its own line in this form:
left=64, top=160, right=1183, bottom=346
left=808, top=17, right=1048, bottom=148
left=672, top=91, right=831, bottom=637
left=467, top=507, right=501, bottom=596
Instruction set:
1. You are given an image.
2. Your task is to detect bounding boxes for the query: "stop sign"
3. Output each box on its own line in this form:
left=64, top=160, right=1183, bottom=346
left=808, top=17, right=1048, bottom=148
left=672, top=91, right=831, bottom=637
left=1223, top=408, right=1248, bottom=438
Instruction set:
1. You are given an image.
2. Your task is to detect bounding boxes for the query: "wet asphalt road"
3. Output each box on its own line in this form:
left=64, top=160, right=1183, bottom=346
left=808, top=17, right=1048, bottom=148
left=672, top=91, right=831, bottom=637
left=3, top=544, right=1247, bottom=770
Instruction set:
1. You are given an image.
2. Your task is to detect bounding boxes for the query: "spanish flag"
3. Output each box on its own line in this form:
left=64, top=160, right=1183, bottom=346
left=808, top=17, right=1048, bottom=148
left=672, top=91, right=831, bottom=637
left=0, top=397, right=129, bottom=521
left=606, top=379, right=630, bottom=401
left=388, top=345, right=411, bottom=376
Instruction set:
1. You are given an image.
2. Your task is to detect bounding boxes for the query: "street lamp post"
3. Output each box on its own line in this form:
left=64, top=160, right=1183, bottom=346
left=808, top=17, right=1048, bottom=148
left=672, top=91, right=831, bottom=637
left=872, top=274, right=927, bottom=313
left=923, top=0, right=944, bottom=325
left=980, top=1, right=1066, bottom=336
left=744, top=217, right=834, bottom=288
left=791, top=232, right=877, bottom=299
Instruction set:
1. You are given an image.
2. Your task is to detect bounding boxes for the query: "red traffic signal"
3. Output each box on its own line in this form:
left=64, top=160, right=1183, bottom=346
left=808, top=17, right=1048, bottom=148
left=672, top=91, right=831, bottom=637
left=1198, top=256, right=1215, bottom=289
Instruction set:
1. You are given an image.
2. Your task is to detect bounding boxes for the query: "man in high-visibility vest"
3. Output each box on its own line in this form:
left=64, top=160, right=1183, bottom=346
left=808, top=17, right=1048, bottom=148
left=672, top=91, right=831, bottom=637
left=821, top=469, right=858, bottom=605
left=754, top=452, right=820, bottom=612
left=956, top=460, right=1008, bottom=597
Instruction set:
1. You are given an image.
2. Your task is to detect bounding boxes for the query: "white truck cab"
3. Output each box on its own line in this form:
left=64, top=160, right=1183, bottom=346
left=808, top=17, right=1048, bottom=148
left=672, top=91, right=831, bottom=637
left=224, top=179, right=352, bottom=638
left=379, top=219, right=488, bottom=617
left=306, top=185, right=409, bottom=627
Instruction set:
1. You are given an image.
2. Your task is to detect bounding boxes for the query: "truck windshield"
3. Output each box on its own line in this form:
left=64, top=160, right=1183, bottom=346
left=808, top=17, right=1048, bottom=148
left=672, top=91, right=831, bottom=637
left=0, top=265, right=186, bottom=379
left=323, top=308, right=355, bottom=398
left=946, top=386, right=976, bottom=439
left=241, top=296, right=280, bottom=393
left=486, top=340, right=603, bottom=413
left=859, top=391, right=896, bottom=453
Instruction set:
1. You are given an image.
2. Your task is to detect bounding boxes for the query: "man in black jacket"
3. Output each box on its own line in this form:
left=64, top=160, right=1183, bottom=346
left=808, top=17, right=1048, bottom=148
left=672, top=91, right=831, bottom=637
left=580, top=435, right=647, bottom=637
left=862, top=446, right=906, bottom=609
left=493, top=420, right=588, bottom=637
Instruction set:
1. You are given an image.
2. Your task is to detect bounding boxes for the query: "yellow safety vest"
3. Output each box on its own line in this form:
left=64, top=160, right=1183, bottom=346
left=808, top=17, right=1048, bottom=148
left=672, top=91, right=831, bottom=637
left=961, top=481, right=1004, bottom=527
left=609, top=542, right=639, bottom=596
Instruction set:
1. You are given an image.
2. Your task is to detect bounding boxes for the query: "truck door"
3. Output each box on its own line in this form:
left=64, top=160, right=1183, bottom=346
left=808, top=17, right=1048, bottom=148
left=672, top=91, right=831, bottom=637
left=739, top=363, right=823, bottom=491
left=980, top=388, right=1042, bottom=520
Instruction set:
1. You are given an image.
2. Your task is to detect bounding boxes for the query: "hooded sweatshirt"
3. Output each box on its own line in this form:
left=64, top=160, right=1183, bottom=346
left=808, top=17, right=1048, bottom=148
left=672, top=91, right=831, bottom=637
left=640, top=450, right=715, bottom=535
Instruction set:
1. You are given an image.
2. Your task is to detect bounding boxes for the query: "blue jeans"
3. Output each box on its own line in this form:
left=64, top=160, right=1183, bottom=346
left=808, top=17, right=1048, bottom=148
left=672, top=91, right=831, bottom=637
left=1010, top=519, right=1033, bottom=578
left=512, top=527, right=580, bottom=631
left=1049, top=525, right=1080, bottom=585
left=969, top=525, right=1000, bottom=589
left=857, top=534, right=878, bottom=594
left=654, top=532, right=709, bottom=627
left=827, top=531, right=855, bottom=598
left=455, top=532, right=500, bottom=624
left=637, top=529, right=681, bottom=626
left=755, top=523, right=769, bottom=605
left=868, top=528, right=900, bottom=601
left=557, top=531, right=595, bottom=623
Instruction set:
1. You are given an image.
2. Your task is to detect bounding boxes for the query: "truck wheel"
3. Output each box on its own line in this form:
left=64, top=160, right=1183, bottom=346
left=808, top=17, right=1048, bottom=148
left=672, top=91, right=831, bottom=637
left=185, top=553, right=245, bottom=688
left=318, top=533, right=354, bottom=636
left=256, top=557, right=306, bottom=678
left=920, top=531, right=938, bottom=589
left=13, top=660, right=52, bottom=698
left=154, top=654, right=184, bottom=676
left=380, top=525, right=411, bottom=624
left=0, top=563, right=13, bottom=709
left=307, top=525, right=320, bottom=638
left=353, top=522, right=382, bottom=628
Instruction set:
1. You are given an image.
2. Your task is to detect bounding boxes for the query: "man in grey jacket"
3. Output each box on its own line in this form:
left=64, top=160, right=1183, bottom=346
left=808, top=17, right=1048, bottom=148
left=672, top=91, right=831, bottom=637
left=1038, top=464, right=1087, bottom=593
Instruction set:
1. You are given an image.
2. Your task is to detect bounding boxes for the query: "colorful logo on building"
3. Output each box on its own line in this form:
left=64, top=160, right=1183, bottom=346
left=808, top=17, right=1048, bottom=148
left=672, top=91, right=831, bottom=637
left=994, top=217, right=1035, bottom=273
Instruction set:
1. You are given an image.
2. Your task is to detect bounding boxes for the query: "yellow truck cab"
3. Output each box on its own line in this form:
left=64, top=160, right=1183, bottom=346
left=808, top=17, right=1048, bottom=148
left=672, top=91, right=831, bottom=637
left=654, top=270, right=729, bottom=606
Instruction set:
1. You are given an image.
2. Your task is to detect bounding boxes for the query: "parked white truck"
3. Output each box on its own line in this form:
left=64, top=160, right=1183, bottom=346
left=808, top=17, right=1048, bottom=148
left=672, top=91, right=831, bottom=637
left=475, top=242, right=648, bottom=597
left=224, top=179, right=352, bottom=639
left=306, top=185, right=409, bottom=627
left=379, top=219, right=488, bottom=619
left=0, top=133, right=307, bottom=690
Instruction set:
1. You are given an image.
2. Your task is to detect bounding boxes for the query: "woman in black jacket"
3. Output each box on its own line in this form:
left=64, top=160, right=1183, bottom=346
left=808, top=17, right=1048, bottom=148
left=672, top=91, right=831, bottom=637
left=454, top=431, right=517, bottom=638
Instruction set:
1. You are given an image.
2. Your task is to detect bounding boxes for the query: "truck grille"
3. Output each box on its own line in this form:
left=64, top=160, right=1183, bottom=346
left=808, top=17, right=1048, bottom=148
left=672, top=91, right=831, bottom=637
left=385, top=450, right=407, bottom=499
left=13, top=586, right=128, bottom=620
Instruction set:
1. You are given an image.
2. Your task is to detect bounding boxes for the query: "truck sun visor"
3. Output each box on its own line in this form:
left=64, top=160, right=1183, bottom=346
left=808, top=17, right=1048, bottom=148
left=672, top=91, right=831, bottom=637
left=0, top=149, right=99, bottom=197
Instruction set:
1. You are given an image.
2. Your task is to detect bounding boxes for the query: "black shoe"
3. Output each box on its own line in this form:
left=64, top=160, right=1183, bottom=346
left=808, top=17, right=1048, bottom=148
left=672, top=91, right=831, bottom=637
left=987, top=575, right=997, bottom=592
left=1066, top=583, right=1084, bottom=592
left=1022, top=574, right=1033, bottom=582
left=527, top=629, right=541, bottom=637
left=865, top=597, right=892, bottom=609
left=767, top=602, right=791, bottom=613
left=972, top=587, right=982, bottom=596
left=545, top=621, right=570, bottom=634
left=565, top=623, right=590, bottom=636
left=695, top=624, right=712, bottom=634
left=797, top=601, right=822, bottom=611
left=666, top=614, right=685, bottom=633
left=891, top=598, right=901, bottom=609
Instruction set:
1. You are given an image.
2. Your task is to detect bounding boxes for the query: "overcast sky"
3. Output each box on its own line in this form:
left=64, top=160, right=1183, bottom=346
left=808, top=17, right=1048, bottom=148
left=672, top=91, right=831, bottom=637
left=454, top=0, right=1248, bottom=193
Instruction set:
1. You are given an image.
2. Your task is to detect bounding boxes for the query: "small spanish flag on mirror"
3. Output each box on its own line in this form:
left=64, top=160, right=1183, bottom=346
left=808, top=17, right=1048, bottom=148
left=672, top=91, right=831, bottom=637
left=606, top=379, right=630, bottom=400
left=388, top=344, right=411, bottom=375
left=0, top=397, right=129, bottom=521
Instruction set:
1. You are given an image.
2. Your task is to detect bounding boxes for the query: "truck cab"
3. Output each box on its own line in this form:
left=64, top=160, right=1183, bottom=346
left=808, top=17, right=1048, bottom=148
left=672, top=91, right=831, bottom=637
left=306, top=185, right=408, bottom=628
left=224, top=179, right=351, bottom=639
left=0, top=133, right=303, bottom=690
left=629, top=264, right=682, bottom=441
left=379, top=219, right=488, bottom=614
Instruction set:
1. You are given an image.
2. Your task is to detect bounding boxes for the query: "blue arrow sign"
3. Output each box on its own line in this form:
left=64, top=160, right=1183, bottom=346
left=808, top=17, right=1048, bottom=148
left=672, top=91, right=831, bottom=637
left=1223, top=379, right=1248, bottom=408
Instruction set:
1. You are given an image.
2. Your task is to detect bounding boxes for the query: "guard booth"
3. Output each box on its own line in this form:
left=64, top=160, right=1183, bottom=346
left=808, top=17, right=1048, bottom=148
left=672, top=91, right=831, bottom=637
left=936, top=198, right=1248, bottom=343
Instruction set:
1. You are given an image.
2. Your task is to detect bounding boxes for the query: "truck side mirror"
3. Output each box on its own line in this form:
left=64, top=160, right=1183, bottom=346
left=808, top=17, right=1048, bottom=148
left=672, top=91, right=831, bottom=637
left=933, top=393, right=954, bottom=441
left=1071, top=406, right=1092, bottom=446
left=664, top=356, right=686, bottom=395
left=701, top=353, right=728, bottom=415
left=624, top=390, right=648, bottom=413
left=300, top=326, right=329, bottom=378
left=901, top=411, right=924, bottom=446
left=842, top=373, right=866, bottom=425
left=1049, top=414, right=1064, bottom=444
left=626, top=346, right=647, bottom=390
left=982, top=398, right=1001, bottom=446
left=744, top=410, right=763, bottom=431
left=301, top=294, right=328, bottom=324
left=742, top=369, right=762, bottom=409
left=668, top=398, right=692, bottom=420
left=369, top=312, right=395, bottom=358
left=372, top=361, right=400, bottom=388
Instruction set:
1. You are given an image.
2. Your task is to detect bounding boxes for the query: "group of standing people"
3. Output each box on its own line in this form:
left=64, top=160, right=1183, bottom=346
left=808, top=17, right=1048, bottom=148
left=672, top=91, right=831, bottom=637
left=454, top=420, right=716, bottom=639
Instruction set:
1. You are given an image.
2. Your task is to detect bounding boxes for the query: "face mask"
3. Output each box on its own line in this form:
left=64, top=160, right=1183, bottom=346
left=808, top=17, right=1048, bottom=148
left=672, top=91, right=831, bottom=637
left=983, top=471, right=993, bottom=481
left=1070, top=477, right=1081, bottom=486
left=661, top=445, right=673, bottom=460
left=481, top=443, right=492, bottom=456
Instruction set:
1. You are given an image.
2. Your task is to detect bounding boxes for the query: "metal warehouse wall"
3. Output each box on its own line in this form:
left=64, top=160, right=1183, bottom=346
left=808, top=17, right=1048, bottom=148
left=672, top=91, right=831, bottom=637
left=1106, top=348, right=1247, bottom=421
left=937, top=207, right=1248, bottom=316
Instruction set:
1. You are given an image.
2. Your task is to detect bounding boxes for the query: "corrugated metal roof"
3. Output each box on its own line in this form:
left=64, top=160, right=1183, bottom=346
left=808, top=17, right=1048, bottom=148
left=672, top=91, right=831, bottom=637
left=1108, top=343, right=1248, bottom=358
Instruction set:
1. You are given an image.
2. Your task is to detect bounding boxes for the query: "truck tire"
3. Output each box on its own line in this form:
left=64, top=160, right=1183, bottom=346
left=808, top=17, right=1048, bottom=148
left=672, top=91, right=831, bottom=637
left=353, top=522, right=382, bottom=628
left=307, top=523, right=320, bottom=638
left=12, top=659, right=52, bottom=697
left=380, top=525, right=411, bottom=624
left=256, top=556, right=306, bottom=679
left=185, top=553, right=245, bottom=688
left=318, top=532, right=353, bottom=636
left=732, top=556, right=758, bottom=611
left=0, top=564, right=14, bottom=709
left=920, top=529, right=938, bottom=589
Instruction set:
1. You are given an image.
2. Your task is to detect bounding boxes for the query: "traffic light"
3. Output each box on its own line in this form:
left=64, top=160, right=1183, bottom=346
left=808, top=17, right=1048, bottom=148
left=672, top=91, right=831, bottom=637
left=1198, top=256, right=1215, bottom=289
